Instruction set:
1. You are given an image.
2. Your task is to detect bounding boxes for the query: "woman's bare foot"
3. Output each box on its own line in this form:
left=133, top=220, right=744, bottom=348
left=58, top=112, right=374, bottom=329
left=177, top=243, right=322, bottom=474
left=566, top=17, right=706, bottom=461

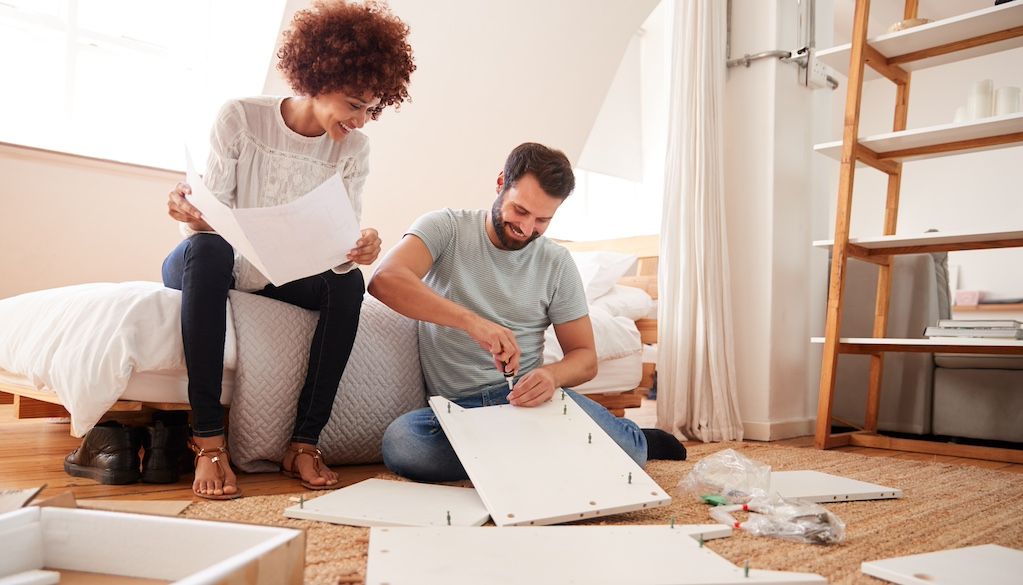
left=282, top=443, right=339, bottom=489
left=191, top=435, right=240, bottom=499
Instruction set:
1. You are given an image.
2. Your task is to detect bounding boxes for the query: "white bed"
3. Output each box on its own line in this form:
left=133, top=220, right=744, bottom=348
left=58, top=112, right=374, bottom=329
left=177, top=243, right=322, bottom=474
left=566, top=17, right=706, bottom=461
left=0, top=281, right=236, bottom=435
left=0, top=237, right=660, bottom=430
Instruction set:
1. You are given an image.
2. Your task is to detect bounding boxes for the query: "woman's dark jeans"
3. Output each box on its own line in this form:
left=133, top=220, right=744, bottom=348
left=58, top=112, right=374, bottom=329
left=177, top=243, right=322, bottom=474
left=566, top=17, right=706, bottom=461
left=162, top=233, right=364, bottom=444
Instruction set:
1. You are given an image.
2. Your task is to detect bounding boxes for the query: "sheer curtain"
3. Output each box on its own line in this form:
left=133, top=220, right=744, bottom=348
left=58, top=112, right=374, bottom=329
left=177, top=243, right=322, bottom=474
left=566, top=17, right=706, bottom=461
left=656, top=0, right=743, bottom=442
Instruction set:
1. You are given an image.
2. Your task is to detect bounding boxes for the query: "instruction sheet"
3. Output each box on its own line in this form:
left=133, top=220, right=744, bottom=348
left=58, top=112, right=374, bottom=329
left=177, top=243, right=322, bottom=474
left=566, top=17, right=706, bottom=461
left=185, top=150, right=361, bottom=286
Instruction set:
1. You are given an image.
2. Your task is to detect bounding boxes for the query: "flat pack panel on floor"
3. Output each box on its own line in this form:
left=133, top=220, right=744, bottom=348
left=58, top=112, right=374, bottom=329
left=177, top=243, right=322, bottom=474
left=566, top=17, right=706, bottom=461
left=283, top=478, right=490, bottom=527
left=365, top=525, right=826, bottom=585
left=429, top=395, right=670, bottom=526
left=770, top=471, right=902, bottom=503
left=862, top=544, right=1023, bottom=585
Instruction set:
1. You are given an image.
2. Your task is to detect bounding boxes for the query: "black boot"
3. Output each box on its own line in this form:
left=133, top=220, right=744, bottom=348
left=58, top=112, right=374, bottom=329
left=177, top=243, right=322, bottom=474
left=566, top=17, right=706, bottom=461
left=140, top=412, right=192, bottom=484
left=64, top=421, right=143, bottom=485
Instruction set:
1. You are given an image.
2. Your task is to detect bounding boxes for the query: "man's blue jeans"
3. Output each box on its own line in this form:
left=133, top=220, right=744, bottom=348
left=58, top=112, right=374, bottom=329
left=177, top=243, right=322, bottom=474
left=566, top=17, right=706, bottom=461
left=381, top=383, right=648, bottom=482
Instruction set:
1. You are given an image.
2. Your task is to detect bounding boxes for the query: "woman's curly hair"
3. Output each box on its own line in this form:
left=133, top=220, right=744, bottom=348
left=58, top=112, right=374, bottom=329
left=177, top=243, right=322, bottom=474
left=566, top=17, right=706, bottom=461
left=277, top=0, right=415, bottom=119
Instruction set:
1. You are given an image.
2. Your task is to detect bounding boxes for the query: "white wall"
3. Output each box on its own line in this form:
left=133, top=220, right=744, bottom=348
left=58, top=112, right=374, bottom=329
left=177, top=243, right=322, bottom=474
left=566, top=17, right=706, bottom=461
left=724, top=0, right=828, bottom=440
left=0, top=144, right=182, bottom=299
left=724, top=0, right=776, bottom=438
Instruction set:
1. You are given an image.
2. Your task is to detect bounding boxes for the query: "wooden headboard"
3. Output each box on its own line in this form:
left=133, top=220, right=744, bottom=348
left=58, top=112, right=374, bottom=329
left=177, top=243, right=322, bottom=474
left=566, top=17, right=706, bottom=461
left=554, top=234, right=659, bottom=299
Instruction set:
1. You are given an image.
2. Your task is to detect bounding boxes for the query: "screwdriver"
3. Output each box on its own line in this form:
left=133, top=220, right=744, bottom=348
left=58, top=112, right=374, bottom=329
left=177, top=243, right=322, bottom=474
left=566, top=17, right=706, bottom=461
left=502, top=362, right=514, bottom=392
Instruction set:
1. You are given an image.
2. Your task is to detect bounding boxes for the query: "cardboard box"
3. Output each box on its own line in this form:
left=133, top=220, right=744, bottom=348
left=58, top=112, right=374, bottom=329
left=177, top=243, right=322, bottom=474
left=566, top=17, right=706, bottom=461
left=0, top=506, right=304, bottom=584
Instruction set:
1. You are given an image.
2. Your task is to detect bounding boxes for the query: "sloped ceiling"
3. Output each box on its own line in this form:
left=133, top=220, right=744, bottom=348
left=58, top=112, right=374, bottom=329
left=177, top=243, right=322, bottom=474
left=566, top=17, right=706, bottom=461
left=265, top=0, right=660, bottom=253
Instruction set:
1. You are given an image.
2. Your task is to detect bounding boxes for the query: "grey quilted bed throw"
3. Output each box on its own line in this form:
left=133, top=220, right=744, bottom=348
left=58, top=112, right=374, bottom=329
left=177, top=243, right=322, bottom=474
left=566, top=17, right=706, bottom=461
left=227, top=292, right=427, bottom=473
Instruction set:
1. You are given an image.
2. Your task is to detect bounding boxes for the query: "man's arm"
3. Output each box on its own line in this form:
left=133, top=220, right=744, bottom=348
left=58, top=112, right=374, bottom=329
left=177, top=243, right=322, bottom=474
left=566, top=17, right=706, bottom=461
left=368, top=234, right=521, bottom=372
left=508, top=315, right=597, bottom=407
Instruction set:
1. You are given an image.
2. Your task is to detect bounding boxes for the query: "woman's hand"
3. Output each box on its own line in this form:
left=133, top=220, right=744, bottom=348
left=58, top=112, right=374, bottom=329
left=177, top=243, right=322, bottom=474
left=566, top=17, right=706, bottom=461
left=347, top=228, right=382, bottom=265
left=167, top=183, right=213, bottom=232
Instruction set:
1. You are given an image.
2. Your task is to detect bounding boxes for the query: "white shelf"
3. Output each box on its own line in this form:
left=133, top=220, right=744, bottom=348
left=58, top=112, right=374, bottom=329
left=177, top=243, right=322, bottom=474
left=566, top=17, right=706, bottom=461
left=812, top=229, right=1023, bottom=251
left=814, top=112, right=1023, bottom=163
left=810, top=337, right=1023, bottom=354
left=819, top=2, right=1023, bottom=79
left=812, top=336, right=1023, bottom=346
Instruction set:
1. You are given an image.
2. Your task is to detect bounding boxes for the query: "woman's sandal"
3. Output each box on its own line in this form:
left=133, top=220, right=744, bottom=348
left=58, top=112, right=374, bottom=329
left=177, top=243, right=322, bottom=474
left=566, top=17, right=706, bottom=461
left=190, top=441, right=243, bottom=500
left=281, top=445, right=339, bottom=490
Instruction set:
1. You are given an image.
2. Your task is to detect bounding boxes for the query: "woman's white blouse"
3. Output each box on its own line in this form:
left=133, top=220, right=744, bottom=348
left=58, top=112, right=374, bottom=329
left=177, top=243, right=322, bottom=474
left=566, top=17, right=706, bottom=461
left=184, top=95, right=369, bottom=292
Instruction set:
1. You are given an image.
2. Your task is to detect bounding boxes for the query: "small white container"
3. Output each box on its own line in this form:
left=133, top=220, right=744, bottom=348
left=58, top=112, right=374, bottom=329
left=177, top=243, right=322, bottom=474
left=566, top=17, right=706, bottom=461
left=966, top=79, right=993, bottom=120
left=953, top=105, right=967, bottom=123
left=994, top=86, right=1021, bottom=116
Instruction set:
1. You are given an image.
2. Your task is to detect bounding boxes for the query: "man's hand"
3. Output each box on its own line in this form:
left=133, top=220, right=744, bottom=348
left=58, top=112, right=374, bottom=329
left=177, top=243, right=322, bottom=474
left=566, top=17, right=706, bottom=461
left=508, top=367, right=557, bottom=407
left=466, top=316, right=521, bottom=375
left=347, top=228, right=382, bottom=265
left=167, top=182, right=213, bottom=232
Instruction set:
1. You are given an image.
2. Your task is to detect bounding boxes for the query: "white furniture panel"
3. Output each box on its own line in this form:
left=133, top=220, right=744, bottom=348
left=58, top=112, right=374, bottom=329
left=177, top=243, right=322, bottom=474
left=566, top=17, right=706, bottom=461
left=430, top=395, right=670, bottom=526
left=366, top=525, right=827, bottom=585
left=862, top=544, right=1023, bottom=585
left=770, top=470, right=902, bottom=503
left=283, top=478, right=489, bottom=527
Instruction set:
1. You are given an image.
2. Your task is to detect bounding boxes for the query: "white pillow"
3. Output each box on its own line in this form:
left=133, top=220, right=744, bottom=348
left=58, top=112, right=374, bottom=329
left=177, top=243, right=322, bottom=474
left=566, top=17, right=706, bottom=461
left=570, top=251, right=637, bottom=302
left=591, top=284, right=654, bottom=321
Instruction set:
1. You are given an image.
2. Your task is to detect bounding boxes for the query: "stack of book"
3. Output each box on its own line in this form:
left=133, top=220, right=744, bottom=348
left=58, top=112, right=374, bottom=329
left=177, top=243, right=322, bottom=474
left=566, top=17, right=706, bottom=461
left=924, top=319, right=1023, bottom=340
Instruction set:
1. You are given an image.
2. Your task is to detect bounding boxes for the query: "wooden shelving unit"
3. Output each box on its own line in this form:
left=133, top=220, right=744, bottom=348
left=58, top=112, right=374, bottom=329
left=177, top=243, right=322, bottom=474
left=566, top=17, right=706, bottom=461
left=814, top=0, right=1023, bottom=464
left=818, top=2, right=1023, bottom=78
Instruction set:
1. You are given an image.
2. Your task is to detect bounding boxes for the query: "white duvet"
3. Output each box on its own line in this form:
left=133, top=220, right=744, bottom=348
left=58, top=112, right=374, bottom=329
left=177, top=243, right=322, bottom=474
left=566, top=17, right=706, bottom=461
left=0, top=282, right=233, bottom=437
left=543, top=305, right=642, bottom=364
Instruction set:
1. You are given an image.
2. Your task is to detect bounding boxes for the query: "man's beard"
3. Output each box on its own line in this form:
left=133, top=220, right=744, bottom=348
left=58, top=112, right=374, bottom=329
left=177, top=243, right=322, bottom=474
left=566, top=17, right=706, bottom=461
left=491, top=195, right=540, bottom=250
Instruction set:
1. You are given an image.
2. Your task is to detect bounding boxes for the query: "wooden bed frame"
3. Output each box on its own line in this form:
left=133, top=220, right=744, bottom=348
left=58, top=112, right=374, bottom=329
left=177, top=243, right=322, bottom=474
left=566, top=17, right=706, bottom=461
left=555, top=235, right=659, bottom=416
left=0, top=375, right=189, bottom=421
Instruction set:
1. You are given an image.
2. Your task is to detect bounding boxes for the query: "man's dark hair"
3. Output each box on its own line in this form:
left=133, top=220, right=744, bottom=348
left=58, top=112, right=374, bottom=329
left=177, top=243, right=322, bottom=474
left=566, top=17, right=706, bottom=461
left=501, top=143, right=575, bottom=200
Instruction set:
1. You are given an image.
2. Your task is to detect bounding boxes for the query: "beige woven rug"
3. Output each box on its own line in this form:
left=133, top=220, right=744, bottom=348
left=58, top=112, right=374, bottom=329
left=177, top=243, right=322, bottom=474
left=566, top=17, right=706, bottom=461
left=183, top=442, right=1023, bottom=584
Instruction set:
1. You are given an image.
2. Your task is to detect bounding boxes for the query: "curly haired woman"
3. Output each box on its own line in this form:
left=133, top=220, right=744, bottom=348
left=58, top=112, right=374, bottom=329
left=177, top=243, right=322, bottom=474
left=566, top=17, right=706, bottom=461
left=161, top=0, right=415, bottom=499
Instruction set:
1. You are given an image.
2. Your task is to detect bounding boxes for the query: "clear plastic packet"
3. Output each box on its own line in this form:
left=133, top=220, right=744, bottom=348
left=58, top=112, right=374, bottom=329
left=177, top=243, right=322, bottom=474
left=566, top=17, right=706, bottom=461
left=680, top=448, right=771, bottom=504
left=708, top=493, right=846, bottom=544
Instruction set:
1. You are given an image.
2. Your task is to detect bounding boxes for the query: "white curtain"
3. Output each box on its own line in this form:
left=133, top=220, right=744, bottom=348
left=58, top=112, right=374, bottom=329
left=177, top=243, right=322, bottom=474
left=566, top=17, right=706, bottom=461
left=656, top=0, right=743, bottom=442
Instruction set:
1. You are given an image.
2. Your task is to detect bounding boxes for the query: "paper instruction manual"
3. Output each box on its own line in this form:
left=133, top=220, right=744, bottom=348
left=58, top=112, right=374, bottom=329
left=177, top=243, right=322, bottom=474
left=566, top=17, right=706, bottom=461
left=185, top=149, right=361, bottom=286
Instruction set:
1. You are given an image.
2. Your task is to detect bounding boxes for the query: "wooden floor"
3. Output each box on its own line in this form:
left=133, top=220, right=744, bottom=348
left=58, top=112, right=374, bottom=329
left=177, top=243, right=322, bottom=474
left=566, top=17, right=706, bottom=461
left=1, top=398, right=1019, bottom=503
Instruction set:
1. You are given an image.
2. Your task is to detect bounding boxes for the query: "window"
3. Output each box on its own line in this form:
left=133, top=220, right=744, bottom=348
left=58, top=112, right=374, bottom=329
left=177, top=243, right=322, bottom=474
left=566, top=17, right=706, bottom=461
left=547, top=0, right=671, bottom=241
left=0, top=0, right=285, bottom=170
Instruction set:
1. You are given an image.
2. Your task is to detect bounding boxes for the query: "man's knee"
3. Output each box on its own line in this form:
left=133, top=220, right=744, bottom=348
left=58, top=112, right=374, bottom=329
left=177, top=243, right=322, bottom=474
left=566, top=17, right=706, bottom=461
left=381, top=416, right=425, bottom=477
left=380, top=411, right=465, bottom=482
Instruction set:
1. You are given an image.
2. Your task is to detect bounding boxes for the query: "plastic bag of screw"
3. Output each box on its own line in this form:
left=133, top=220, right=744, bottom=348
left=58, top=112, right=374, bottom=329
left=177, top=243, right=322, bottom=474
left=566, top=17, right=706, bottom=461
left=680, top=448, right=771, bottom=504
left=709, top=493, right=846, bottom=544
